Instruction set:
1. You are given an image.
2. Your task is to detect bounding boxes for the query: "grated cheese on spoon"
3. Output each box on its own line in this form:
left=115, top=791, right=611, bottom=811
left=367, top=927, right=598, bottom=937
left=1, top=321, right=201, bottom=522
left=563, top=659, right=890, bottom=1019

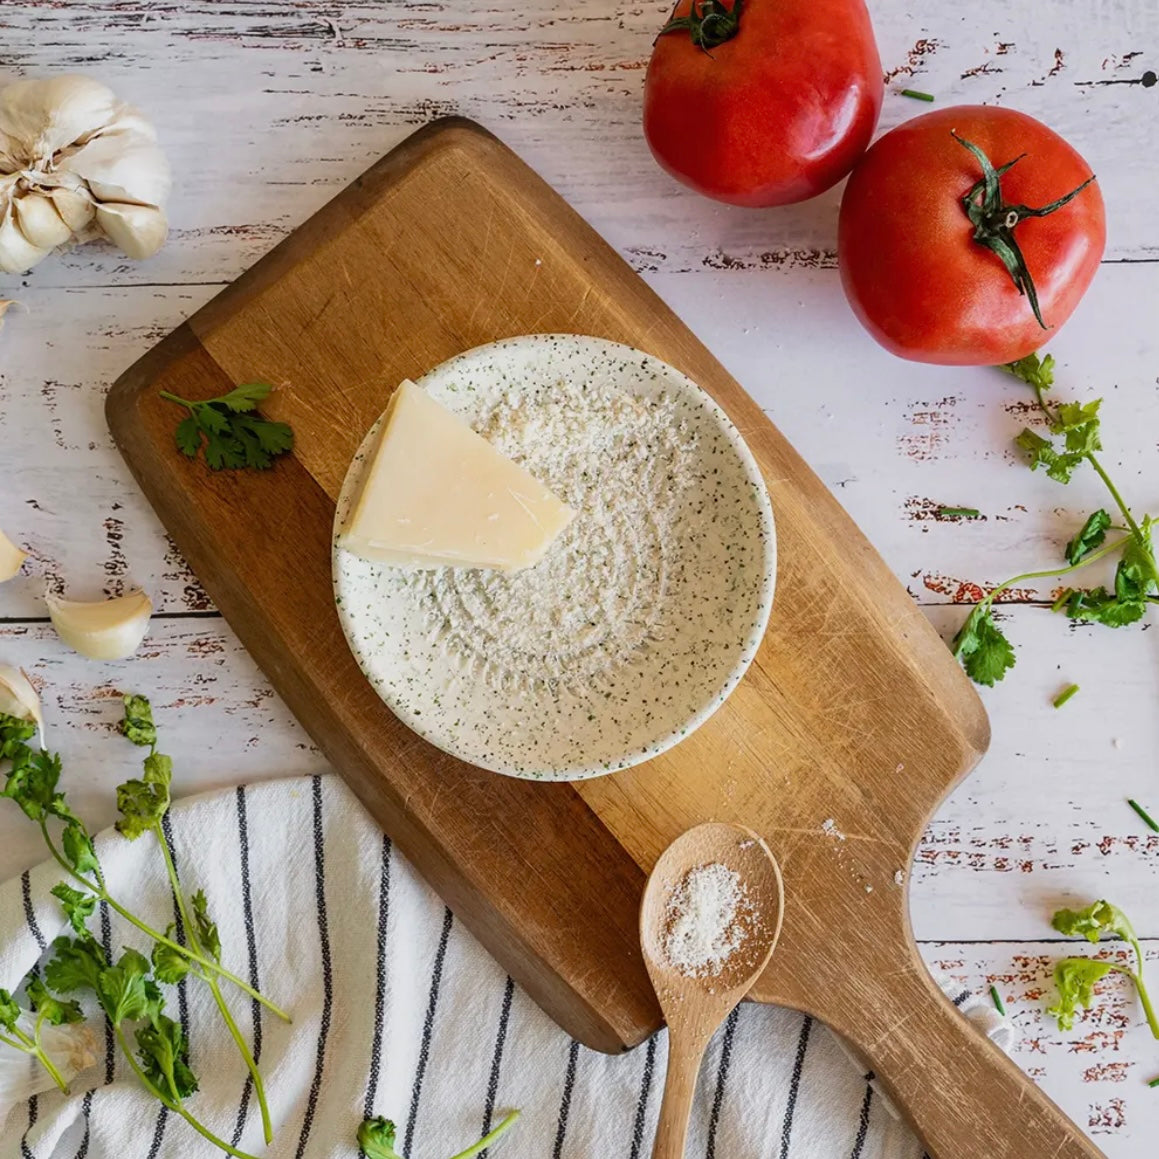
left=663, top=862, right=748, bottom=977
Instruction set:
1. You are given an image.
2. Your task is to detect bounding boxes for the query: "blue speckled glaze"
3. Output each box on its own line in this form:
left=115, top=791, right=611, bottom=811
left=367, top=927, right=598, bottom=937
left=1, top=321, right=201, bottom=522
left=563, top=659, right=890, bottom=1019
left=332, top=334, right=776, bottom=781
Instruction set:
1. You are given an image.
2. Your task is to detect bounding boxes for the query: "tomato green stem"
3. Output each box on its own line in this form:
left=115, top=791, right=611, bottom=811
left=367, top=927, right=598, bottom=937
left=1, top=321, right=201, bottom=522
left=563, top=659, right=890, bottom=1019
left=657, top=0, right=742, bottom=53
left=953, top=133, right=1098, bottom=330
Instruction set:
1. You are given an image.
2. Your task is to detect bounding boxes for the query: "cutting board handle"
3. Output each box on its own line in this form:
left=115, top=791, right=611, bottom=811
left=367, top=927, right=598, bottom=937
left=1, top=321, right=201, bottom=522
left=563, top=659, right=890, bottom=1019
left=832, top=958, right=1105, bottom=1159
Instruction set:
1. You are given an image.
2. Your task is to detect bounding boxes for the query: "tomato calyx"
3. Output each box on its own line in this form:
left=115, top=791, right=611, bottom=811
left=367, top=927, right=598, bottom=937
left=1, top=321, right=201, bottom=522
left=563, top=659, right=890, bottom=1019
left=953, top=132, right=1098, bottom=330
left=657, top=0, right=743, bottom=54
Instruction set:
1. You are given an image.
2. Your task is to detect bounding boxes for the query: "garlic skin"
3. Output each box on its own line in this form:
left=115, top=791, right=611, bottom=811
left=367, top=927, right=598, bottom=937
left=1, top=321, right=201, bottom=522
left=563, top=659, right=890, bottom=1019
left=45, top=589, right=153, bottom=661
left=0, top=667, right=43, bottom=735
left=0, top=75, right=170, bottom=274
left=0, top=1017, right=96, bottom=1127
left=0, top=526, right=27, bottom=581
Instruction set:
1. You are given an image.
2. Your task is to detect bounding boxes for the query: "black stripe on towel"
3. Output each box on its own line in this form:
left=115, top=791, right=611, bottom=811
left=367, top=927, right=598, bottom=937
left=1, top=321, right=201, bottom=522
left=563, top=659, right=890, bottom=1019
left=232, top=784, right=264, bottom=1148
left=295, top=776, right=335, bottom=1159
left=364, top=833, right=393, bottom=1120
left=404, top=905, right=455, bottom=1155
left=551, top=1040, right=581, bottom=1159
left=72, top=1091, right=93, bottom=1159
left=952, top=990, right=971, bottom=1008
left=779, top=1016, right=814, bottom=1159
left=479, top=975, right=516, bottom=1156
left=146, top=813, right=192, bottom=1159
left=705, top=1006, right=741, bottom=1159
left=21, top=869, right=45, bottom=1159
left=849, top=1084, right=873, bottom=1159
left=99, top=902, right=114, bottom=1083
left=21, top=870, right=46, bottom=951
left=628, top=1035, right=658, bottom=1159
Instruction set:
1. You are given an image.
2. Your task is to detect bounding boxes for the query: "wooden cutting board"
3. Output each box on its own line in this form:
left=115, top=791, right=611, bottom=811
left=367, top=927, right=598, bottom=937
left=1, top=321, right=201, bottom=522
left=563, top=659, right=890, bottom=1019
left=107, top=118, right=1102, bottom=1159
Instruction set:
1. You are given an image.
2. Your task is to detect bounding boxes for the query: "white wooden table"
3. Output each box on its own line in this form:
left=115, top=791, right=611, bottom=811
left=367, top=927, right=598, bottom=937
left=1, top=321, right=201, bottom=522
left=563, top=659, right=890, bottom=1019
left=1, top=2, right=1157, bottom=1154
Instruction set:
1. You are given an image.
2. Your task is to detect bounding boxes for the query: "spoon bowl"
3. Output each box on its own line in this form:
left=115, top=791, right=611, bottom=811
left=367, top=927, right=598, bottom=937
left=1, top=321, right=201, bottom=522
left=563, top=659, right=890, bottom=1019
left=640, top=822, right=784, bottom=1158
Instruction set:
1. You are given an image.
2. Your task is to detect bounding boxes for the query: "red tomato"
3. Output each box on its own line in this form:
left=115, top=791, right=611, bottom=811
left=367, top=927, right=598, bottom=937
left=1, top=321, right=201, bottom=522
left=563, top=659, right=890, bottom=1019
left=643, top=0, right=883, bottom=207
left=838, top=106, right=1106, bottom=365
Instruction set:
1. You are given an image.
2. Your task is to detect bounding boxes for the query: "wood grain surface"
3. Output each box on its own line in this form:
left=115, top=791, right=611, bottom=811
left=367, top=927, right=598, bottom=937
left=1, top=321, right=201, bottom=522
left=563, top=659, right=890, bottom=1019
left=2, top=1, right=1158, bottom=1154
left=104, top=118, right=1106, bottom=1157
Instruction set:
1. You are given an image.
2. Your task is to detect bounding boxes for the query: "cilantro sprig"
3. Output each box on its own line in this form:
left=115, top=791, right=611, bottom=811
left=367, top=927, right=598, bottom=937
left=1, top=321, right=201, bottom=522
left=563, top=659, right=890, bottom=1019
left=46, top=938, right=255, bottom=1159
left=1047, top=900, right=1159, bottom=1039
left=117, top=695, right=273, bottom=1143
left=0, top=697, right=289, bottom=1157
left=951, top=353, right=1159, bottom=684
left=160, top=382, right=293, bottom=470
left=358, top=1110, right=521, bottom=1159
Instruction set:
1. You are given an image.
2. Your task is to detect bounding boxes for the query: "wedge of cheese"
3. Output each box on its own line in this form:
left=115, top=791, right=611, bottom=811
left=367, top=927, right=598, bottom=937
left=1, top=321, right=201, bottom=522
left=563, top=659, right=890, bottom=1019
left=339, top=380, right=575, bottom=571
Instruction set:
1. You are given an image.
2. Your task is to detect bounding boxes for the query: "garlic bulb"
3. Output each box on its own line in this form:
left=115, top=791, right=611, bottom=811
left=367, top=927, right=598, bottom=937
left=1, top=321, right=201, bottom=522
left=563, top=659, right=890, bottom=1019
left=0, top=667, right=43, bottom=735
left=46, top=588, right=153, bottom=661
left=0, top=1016, right=96, bottom=1127
left=0, top=75, right=170, bottom=275
left=0, top=526, right=26, bottom=581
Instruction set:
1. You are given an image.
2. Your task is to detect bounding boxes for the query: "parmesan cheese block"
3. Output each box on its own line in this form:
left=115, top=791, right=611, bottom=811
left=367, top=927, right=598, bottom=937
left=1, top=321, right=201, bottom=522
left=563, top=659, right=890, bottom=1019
left=338, top=379, right=575, bottom=571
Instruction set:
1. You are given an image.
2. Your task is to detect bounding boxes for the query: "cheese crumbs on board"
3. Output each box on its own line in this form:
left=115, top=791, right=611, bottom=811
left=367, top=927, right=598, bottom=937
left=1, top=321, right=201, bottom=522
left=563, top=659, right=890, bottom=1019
left=664, top=862, right=748, bottom=977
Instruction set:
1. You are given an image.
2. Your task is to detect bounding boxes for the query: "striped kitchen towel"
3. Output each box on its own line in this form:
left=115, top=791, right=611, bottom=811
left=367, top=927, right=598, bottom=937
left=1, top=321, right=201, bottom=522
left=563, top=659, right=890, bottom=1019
left=0, top=775, right=1011, bottom=1159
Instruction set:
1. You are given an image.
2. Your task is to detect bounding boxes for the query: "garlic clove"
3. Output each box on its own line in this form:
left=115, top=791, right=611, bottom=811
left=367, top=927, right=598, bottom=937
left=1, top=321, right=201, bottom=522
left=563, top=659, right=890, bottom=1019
left=0, top=203, right=50, bottom=273
left=0, top=299, right=16, bottom=329
left=0, top=526, right=27, bottom=581
left=0, top=666, right=43, bottom=735
left=0, top=1017, right=96, bottom=1125
left=45, top=589, right=153, bottom=661
left=46, top=186, right=95, bottom=234
left=94, top=201, right=167, bottom=260
left=59, top=131, right=170, bottom=208
left=13, top=191, right=71, bottom=249
left=0, top=75, right=120, bottom=160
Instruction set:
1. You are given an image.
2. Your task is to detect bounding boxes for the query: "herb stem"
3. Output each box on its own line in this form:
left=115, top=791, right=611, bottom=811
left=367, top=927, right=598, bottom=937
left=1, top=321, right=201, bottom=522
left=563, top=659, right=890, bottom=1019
left=1149, top=1076, right=1159, bottom=1088
left=1127, top=799, right=1159, bottom=833
left=158, top=391, right=195, bottom=411
left=449, top=1110, right=521, bottom=1159
left=104, top=895, right=290, bottom=1022
left=989, top=985, right=1006, bottom=1016
left=35, top=819, right=287, bottom=1020
left=116, top=1027, right=261, bottom=1159
left=900, top=88, right=935, bottom=101
left=937, top=506, right=981, bottom=519
left=153, top=821, right=272, bottom=1143
left=0, top=1024, right=70, bottom=1093
left=985, top=536, right=1131, bottom=605
left=1052, top=684, right=1080, bottom=709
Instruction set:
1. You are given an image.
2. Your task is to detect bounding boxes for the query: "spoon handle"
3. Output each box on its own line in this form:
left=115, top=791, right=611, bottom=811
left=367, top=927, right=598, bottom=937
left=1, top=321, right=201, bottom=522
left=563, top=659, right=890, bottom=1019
left=651, top=1030, right=708, bottom=1159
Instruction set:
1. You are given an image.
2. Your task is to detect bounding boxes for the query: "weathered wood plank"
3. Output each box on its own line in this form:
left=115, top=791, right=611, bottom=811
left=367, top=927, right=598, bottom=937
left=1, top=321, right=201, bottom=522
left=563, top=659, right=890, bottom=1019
left=0, top=0, right=1154, bottom=291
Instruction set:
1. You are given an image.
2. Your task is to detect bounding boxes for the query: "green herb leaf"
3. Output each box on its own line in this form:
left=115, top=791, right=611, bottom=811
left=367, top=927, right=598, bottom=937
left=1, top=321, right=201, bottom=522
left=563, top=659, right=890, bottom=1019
left=1014, top=428, right=1083, bottom=484
left=1003, top=351, right=1055, bottom=392
left=1049, top=957, right=1116, bottom=1030
left=1061, top=586, right=1146, bottom=628
left=121, top=695, right=157, bottom=748
left=96, top=948, right=153, bottom=1025
left=1053, top=900, right=1138, bottom=946
left=137, top=1013, right=199, bottom=1102
left=50, top=882, right=97, bottom=935
left=1066, top=510, right=1111, bottom=566
left=161, top=385, right=293, bottom=472
left=115, top=752, right=172, bottom=840
left=2, top=748, right=63, bottom=822
left=213, top=382, right=273, bottom=413
left=952, top=605, right=1016, bottom=686
left=46, top=936, right=107, bottom=994
left=191, top=891, right=221, bottom=963
left=0, top=988, right=22, bottom=1031
left=25, top=976, right=83, bottom=1026
left=151, top=935, right=191, bottom=986
left=61, top=820, right=99, bottom=876
left=358, top=1118, right=403, bottom=1159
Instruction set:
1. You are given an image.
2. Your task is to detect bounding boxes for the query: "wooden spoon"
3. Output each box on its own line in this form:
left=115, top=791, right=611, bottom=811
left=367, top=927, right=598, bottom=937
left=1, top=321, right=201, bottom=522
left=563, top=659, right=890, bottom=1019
left=641, top=822, right=785, bottom=1159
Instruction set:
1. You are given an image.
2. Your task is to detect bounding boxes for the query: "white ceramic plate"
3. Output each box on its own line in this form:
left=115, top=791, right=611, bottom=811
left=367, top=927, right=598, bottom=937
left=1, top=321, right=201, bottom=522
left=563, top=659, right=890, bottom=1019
left=332, top=335, right=776, bottom=780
